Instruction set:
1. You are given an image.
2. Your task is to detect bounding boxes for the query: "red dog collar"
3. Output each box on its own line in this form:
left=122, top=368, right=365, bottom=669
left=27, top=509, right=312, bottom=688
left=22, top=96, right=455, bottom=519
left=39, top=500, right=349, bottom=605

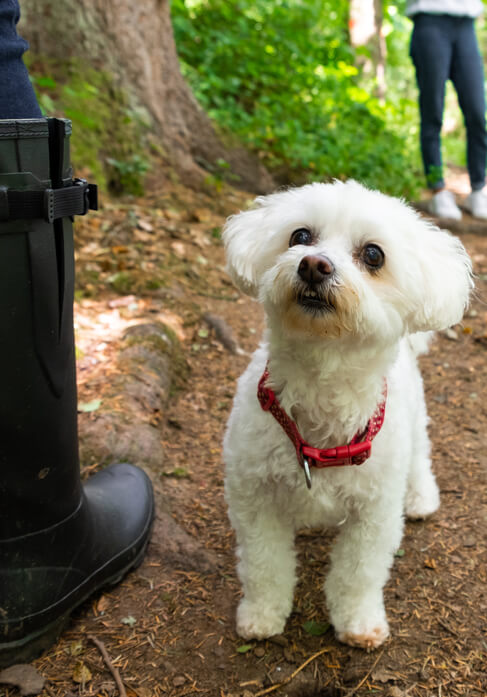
left=257, top=365, right=387, bottom=489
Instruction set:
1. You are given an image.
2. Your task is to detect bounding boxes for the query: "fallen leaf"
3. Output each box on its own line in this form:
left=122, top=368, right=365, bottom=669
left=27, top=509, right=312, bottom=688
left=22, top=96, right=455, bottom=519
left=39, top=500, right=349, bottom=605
left=78, top=399, right=102, bottom=413
left=191, top=207, right=212, bottom=223
left=0, top=665, right=45, bottom=696
left=236, top=644, right=254, bottom=653
left=97, top=595, right=110, bottom=613
left=302, top=620, right=330, bottom=636
left=164, top=208, right=183, bottom=221
left=162, top=467, right=190, bottom=479
left=108, top=295, right=136, bottom=308
left=171, top=241, right=186, bottom=257
left=386, top=687, right=406, bottom=697
left=121, top=615, right=137, bottom=626
left=137, top=219, right=154, bottom=232
left=133, top=687, right=153, bottom=697
left=372, top=668, right=397, bottom=683
left=72, top=662, right=92, bottom=685
left=66, top=639, right=84, bottom=656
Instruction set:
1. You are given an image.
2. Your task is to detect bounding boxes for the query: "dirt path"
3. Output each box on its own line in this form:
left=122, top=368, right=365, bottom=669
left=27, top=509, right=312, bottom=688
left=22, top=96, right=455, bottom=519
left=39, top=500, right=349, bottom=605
left=27, top=176, right=487, bottom=697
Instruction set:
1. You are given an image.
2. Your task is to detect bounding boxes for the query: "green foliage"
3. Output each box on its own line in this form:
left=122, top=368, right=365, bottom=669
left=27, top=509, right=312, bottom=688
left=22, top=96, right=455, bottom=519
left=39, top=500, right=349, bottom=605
left=171, top=0, right=423, bottom=196
left=106, top=155, right=150, bottom=197
left=27, top=58, right=151, bottom=195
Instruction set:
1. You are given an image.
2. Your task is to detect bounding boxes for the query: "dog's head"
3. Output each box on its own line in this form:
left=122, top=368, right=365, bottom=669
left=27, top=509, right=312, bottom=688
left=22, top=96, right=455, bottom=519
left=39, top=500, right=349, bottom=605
left=223, top=180, right=472, bottom=343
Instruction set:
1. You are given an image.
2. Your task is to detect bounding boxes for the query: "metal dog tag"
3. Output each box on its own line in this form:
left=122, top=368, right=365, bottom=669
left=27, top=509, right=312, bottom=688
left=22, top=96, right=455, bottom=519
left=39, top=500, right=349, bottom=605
left=303, top=458, right=312, bottom=489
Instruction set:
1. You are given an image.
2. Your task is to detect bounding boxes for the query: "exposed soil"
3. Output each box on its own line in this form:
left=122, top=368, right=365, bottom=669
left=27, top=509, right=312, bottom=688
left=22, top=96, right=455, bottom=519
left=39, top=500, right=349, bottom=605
left=5, top=171, right=487, bottom=697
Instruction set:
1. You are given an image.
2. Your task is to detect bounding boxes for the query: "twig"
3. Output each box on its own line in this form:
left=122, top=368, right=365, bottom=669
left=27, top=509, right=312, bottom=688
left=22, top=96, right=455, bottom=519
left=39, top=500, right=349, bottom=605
left=341, top=649, right=385, bottom=697
left=252, top=646, right=331, bottom=697
left=88, top=634, right=127, bottom=697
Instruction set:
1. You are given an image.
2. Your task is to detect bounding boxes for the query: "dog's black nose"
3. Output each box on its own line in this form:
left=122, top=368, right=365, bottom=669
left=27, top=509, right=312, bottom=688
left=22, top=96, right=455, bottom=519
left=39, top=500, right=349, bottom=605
left=298, top=254, right=334, bottom=285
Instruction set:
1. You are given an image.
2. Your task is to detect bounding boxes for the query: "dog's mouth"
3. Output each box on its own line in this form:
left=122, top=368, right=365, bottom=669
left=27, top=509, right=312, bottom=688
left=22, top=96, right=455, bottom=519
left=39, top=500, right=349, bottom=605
left=296, top=286, right=335, bottom=313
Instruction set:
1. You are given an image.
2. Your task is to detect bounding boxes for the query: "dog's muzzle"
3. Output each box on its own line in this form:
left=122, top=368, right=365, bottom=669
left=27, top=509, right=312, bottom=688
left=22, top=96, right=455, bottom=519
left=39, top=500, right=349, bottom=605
left=296, top=254, right=335, bottom=312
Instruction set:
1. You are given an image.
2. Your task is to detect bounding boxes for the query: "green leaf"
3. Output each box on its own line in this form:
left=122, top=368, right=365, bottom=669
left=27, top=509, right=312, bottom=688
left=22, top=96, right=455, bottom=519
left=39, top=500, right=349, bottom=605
left=302, top=620, right=330, bottom=636
left=36, top=76, right=57, bottom=89
left=162, top=468, right=190, bottom=479
left=237, top=644, right=254, bottom=653
left=78, top=399, right=102, bottom=413
left=395, top=548, right=406, bottom=557
left=121, top=615, right=137, bottom=627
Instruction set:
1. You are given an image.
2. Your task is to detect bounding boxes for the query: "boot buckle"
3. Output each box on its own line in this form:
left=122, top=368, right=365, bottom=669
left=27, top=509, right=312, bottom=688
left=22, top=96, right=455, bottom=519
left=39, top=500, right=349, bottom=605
left=0, top=186, right=9, bottom=222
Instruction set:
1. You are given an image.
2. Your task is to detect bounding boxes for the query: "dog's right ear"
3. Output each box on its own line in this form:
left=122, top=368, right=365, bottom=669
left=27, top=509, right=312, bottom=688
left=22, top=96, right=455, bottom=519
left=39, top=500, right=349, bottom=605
left=222, top=204, right=268, bottom=297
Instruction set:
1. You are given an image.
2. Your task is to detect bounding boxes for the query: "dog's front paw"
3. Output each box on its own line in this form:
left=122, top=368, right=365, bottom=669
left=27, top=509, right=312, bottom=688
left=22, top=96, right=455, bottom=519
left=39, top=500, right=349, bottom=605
left=236, top=599, right=287, bottom=640
left=336, top=620, right=389, bottom=651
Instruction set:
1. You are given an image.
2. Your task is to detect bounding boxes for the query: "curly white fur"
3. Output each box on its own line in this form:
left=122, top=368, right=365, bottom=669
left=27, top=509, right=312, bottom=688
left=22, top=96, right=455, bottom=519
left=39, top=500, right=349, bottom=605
left=223, top=180, right=472, bottom=650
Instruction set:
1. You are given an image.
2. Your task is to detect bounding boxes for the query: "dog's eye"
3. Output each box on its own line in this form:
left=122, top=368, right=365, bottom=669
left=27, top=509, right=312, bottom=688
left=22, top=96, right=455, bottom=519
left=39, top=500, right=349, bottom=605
left=361, top=244, right=385, bottom=270
left=289, top=228, right=313, bottom=247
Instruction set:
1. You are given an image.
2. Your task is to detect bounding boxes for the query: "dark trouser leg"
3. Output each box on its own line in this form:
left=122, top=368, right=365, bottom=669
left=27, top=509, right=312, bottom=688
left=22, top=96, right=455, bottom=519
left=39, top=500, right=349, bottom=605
left=410, top=14, right=453, bottom=190
left=0, top=0, right=42, bottom=118
left=450, top=18, right=486, bottom=192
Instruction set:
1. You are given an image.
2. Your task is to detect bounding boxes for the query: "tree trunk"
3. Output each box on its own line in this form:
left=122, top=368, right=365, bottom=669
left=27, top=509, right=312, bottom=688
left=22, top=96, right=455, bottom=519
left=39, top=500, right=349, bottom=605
left=19, top=0, right=274, bottom=193
left=349, top=0, right=386, bottom=99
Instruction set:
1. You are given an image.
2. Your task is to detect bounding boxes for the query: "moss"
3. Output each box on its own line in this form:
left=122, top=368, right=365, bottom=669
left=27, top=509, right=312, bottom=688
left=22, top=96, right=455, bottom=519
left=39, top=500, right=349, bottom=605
left=26, top=56, right=151, bottom=195
left=108, top=271, right=135, bottom=295
left=123, top=323, right=190, bottom=388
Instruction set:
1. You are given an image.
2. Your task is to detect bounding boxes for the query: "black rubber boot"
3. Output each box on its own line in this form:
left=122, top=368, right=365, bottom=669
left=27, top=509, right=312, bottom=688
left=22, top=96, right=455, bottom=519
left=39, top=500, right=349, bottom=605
left=0, top=119, right=154, bottom=668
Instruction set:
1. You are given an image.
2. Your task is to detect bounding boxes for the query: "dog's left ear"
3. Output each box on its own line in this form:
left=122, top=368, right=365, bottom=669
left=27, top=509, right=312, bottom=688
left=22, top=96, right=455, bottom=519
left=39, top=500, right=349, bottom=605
left=223, top=202, right=273, bottom=297
left=405, top=219, right=473, bottom=333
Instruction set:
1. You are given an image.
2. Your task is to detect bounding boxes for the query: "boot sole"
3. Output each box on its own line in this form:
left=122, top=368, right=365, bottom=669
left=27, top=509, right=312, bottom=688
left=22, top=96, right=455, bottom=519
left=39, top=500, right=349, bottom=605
left=0, top=536, right=150, bottom=669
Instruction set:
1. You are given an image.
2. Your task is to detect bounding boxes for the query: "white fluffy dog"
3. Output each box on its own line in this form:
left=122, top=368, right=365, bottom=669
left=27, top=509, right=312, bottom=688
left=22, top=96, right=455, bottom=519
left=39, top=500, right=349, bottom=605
left=222, top=180, right=472, bottom=650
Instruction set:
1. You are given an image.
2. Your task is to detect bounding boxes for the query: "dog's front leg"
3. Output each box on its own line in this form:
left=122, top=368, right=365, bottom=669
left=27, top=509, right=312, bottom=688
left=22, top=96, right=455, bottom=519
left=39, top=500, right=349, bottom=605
left=324, top=500, right=404, bottom=650
left=231, top=503, right=296, bottom=640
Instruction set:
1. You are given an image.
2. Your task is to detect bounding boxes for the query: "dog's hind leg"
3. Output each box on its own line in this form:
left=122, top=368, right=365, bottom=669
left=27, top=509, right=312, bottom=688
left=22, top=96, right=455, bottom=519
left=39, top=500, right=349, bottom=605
left=231, top=505, right=296, bottom=640
left=405, top=387, right=440, bottom=520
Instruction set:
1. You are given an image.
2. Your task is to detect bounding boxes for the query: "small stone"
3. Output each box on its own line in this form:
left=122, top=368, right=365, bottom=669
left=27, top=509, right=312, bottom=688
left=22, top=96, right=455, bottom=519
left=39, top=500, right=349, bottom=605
left=254, top=646, right=266, bottom=658
left=172, top=676, right=186, bottom=687
left=269, top=634, right=288, bottom=647
left=444, top=328, right=458, bottom=341
left=0, top=665, right=46, bottom=696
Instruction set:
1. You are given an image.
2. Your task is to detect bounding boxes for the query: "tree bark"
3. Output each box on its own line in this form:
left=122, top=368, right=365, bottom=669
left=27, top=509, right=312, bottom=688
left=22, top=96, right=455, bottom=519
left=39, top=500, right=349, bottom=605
left=19, top=0, right=274, bottom=193
left=349, top=0, right=386, bottom=99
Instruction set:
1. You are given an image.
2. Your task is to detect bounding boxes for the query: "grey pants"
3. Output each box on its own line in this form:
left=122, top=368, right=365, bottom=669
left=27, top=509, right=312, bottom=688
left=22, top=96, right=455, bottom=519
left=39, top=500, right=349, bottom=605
left=410, top=13, right=486, bottom=191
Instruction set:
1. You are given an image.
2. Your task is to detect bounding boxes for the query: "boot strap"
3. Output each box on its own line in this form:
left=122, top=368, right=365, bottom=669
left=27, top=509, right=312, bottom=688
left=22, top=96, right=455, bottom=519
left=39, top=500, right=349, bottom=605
left=0, top=178, right=98, bottom=224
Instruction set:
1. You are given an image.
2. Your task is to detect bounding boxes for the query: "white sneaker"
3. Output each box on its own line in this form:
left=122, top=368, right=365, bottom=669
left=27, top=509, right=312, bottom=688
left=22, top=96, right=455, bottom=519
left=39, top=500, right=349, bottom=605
left=427, top=190, right=462, bottom=220
left=464, top=189, right=487, bottom=219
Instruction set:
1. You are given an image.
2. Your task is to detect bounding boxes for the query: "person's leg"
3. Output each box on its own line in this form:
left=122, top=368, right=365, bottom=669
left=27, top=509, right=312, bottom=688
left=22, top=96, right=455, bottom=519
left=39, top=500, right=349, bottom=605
left=0, top=0, right=42, bottom=118
left=0, top=3, right=155, bottom=668
left=450, top=18, right=486, bottom=193
left=410, top=14, right=453, bottom=190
